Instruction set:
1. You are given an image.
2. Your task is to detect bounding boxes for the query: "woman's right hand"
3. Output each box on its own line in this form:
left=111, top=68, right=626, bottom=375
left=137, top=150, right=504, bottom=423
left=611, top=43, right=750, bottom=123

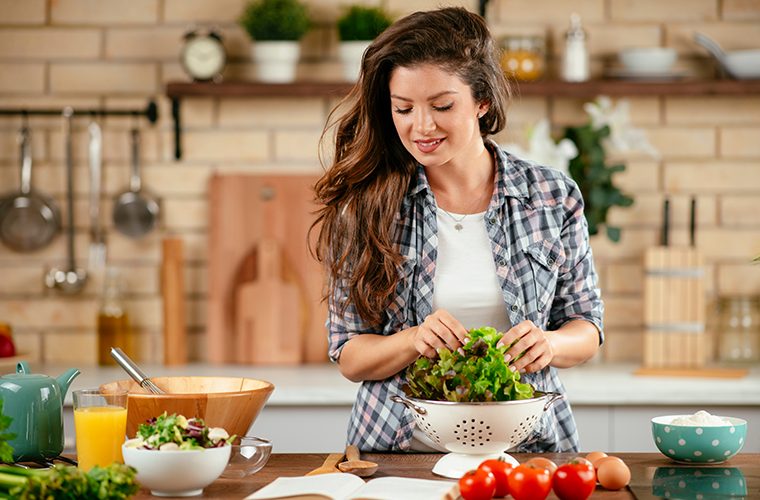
left=412, top=309, right=468, bottom=358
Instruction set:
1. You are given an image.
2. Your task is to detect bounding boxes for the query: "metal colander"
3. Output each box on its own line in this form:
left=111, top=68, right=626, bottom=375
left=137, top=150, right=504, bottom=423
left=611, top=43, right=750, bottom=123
left=391, top=389, right=563, bottom=455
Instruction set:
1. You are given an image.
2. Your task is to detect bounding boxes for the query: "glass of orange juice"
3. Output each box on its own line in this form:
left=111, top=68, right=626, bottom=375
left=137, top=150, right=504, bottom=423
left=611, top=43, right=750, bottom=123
left=73, top=388, right=128, bottom=470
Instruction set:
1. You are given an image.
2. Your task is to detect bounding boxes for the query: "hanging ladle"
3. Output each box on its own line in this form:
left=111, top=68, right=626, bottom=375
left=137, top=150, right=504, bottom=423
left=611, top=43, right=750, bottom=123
left=112, top=127, right=159, bottom=238
left=45, top=107, right=87, bottom=294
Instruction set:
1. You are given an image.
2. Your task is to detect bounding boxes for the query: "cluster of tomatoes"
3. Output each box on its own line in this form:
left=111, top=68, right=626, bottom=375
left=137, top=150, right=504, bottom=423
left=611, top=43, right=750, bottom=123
left=457, top=452, right=630, bottom=500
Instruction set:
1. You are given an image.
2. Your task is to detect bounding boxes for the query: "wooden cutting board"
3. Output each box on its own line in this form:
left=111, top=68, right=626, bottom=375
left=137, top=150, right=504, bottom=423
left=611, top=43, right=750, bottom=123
left=208, top=174, right=327, bottom=364
left=235, top=239, right=302, bottom=364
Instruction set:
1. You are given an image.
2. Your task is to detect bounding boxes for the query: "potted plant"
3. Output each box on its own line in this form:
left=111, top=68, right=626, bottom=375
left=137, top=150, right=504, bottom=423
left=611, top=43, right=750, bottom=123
left=336, top=5, right=392, bottom=81
left=239, top=0, right=311, bottom=82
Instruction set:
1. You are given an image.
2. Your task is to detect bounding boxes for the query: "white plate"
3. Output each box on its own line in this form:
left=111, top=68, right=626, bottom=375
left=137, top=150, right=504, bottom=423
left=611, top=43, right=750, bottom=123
left=432, top=452, right=519, bottom=479
left=606, top=67, right=689, bottom=80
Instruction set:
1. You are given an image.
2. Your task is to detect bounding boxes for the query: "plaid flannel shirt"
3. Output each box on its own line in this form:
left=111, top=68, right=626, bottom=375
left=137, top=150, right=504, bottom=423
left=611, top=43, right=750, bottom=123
left=328, top=139, right=604, bottom=452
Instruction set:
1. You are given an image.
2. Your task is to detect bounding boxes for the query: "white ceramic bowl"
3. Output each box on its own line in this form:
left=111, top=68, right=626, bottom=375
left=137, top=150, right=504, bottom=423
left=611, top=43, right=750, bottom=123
left=122, top=445, right=231, bottom=497
left=618, top=47, right=677, bottom=74
left=724, top=49, right=760, bottom=79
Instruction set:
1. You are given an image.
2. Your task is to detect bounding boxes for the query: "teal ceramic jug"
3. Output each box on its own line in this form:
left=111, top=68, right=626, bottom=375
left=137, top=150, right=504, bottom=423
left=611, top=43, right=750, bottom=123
left=0, top=361, right=80, bottom=461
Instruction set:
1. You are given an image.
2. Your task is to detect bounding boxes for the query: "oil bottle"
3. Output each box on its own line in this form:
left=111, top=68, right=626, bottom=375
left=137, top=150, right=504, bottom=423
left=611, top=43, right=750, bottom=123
left=97, top=268, right=134, bottom=365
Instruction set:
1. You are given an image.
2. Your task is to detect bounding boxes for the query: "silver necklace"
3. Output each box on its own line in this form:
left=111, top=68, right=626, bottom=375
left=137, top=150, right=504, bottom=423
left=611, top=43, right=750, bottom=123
left=439, top=208, right=467, bottom=231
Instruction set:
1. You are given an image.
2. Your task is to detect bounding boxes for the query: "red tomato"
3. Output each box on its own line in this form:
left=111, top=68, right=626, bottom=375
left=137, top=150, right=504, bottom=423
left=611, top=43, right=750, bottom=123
left=507, top=463, right=552, bottom=500
left=526, top=457, right=558, bottom=477
left=477, top=459, right=513, bottom=497
left=459, top=468, right=496, bottom=500
left=552, top=458, right=596, bottom=500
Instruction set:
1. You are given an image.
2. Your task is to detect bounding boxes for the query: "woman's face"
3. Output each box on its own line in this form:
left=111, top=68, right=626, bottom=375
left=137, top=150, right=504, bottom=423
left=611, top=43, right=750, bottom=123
left=388, top=63, right=488, bottom=169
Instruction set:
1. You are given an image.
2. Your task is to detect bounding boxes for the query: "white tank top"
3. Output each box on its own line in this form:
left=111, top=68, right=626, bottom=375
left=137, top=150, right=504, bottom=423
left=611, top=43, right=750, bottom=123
left=431, top=207, right=511, bottom=333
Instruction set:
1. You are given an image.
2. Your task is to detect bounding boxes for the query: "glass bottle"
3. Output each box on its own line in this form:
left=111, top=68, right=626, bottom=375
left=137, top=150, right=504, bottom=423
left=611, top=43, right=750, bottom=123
left=97, top=268, right=134, bottom=365
left=561, top=13, right=590, bottom=82
left=716, top=296, right=760, bottom=364
left=500, top=35, right=546, bottom=81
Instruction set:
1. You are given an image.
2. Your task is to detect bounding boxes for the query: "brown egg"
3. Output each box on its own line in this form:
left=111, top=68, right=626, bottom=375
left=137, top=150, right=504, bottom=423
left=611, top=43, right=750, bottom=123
left=596, top=456, right=631, bottom=490
left=585, top=451, right=608, bottom=469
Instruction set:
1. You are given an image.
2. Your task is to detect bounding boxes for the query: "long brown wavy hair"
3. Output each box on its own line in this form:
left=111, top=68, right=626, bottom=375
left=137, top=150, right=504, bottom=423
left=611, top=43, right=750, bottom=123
left=311, top=7, right=511, bottom=326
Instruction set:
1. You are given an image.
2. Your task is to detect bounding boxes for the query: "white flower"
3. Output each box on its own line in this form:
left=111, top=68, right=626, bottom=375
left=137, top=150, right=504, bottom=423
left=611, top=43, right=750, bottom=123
left=504, top=119, right=578, bottom=174
left=583, top=96, right=659, bottom=158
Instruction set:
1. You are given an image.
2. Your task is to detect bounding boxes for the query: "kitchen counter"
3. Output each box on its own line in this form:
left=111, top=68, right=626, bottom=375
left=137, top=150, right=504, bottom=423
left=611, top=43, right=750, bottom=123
left=36, top=362, right=760, bottom=407
left=132, top=452, right=760, bottom=499
left=25, top=361, right=757, bottom=453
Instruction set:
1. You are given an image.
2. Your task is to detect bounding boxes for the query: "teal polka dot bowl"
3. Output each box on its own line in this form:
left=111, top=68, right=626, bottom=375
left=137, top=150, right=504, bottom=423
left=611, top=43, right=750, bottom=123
left=651, top=415, right=747, bottom=464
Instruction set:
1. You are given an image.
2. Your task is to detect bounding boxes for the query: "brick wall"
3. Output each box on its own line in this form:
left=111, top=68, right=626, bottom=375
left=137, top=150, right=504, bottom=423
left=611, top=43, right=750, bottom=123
left=0, top=0, right=758, bottom=365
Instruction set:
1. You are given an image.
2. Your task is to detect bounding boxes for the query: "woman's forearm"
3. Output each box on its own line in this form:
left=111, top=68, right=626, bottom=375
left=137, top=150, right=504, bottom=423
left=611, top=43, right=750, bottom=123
left=337, top=327, right=421, bottom=382
left=548, top=319, right=601, bottom=368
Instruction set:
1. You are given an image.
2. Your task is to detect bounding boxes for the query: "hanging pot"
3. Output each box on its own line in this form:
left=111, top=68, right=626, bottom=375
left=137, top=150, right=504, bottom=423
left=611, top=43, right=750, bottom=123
left=0, top=125, right=61, bottom=252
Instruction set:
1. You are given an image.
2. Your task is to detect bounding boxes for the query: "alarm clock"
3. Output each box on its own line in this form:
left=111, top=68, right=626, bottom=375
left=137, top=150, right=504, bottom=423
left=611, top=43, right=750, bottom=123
left=180, top=28, right=226, bottom=82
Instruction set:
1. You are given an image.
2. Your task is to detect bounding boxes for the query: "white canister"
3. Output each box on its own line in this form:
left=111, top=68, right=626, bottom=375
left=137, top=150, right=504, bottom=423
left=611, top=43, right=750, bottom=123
left=561, top=13, right=589, bottom=82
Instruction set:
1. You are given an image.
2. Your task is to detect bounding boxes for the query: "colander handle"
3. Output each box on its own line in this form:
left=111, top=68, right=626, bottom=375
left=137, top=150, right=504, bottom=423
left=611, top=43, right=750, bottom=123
left=543, top=391, right=564, bottom=411
left=390, top=394, right=427, bottom=415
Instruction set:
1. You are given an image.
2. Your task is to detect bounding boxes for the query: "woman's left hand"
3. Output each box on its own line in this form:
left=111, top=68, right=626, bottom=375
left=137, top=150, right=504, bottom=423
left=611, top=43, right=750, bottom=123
left=498, top=320, right=554, bottom=374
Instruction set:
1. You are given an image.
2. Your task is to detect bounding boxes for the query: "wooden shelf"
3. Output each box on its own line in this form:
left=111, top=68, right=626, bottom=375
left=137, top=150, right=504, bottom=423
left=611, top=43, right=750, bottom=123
left=165, top=78, right=760, bottom=159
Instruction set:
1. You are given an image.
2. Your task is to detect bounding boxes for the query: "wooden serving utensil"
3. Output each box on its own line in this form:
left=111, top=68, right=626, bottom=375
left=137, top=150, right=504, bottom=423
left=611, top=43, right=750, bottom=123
left=304, top=453, right=345, bottom=476
left=337, top=444, right=379, bottom=477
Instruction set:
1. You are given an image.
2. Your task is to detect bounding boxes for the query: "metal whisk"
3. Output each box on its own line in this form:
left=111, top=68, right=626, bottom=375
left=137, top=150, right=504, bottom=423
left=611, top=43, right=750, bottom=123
left=110, top=347, right=165, bottom=394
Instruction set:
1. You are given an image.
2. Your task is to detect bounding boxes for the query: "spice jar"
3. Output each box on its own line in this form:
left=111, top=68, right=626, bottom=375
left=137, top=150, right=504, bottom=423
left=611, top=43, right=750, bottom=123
left=500, top=35, right=546, bottom=81
left=716, top=296, right=760, bottom=363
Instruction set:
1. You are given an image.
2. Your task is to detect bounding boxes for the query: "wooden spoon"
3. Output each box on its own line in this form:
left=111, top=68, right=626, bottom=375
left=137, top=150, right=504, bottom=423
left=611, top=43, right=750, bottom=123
left=337, top=444, right=379, bottom=477
left=305, top=453, right=345, bottom=476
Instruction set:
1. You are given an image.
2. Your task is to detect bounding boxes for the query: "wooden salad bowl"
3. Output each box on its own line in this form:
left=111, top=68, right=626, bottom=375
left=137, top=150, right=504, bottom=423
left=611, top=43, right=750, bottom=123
left=100, top=376, right=274, bottom=438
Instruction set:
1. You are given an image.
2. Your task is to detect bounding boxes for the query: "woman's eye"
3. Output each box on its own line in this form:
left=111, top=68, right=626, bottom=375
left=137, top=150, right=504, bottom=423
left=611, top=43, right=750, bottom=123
left=433, top=103, right=454, bottom=112
left=394, top=108, right=412, bottom=115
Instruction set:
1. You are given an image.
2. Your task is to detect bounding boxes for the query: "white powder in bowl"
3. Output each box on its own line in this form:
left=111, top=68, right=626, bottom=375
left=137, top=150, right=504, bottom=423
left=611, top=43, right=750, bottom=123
left=670, top=410, right=732, bottom=426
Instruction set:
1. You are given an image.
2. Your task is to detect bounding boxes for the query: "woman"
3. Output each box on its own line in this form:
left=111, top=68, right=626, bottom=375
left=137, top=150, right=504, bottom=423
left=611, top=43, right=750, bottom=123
left=312, top=7, right=603, bottom=453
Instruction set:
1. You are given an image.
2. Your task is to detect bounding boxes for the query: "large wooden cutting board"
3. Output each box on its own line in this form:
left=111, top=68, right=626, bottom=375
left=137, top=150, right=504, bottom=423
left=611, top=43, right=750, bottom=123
left=207, top=174, right=327, bottom=364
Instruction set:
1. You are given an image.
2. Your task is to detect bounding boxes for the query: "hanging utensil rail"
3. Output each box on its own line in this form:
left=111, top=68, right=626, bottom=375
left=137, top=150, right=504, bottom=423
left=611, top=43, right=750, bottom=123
left=0, top=100, right=158, bottom=123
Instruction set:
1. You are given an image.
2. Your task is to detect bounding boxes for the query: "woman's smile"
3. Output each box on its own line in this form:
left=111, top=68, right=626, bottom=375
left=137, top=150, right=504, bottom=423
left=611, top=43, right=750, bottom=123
left=414, top=137, right=446, bottom=153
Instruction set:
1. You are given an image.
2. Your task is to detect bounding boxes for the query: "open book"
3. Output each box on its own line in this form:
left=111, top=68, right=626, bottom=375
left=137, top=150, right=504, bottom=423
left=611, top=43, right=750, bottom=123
left=246, top=473, right=459, bottom=500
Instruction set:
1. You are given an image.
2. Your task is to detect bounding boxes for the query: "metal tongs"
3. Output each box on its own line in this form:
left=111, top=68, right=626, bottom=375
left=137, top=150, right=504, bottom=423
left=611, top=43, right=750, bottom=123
left=110, top=347, right=165, bottom=394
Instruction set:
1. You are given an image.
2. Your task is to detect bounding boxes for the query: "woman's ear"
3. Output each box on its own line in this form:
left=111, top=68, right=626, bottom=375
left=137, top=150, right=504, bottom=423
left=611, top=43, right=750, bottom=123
left=477, top=102, right=490, bottom=118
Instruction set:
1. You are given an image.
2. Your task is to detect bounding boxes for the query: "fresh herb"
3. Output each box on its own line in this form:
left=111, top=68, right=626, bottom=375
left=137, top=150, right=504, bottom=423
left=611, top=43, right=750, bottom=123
left=0, top=463, right=138, bottom=500
left=129, top=412, right=234, bottom=451
left=405, top=326, right=535, bottom=402
left=0, top=400, right=15, bottom=464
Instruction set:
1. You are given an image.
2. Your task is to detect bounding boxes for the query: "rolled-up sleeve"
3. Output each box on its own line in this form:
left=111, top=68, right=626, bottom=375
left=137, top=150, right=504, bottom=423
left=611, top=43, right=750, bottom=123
left=548, top=179, right=604, bottom=344
left=326, top=277, right=378, bottom=362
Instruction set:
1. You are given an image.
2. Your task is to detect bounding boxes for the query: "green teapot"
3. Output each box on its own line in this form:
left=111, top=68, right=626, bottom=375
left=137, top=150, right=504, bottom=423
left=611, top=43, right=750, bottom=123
left=0, top=362, right=80, bottom=461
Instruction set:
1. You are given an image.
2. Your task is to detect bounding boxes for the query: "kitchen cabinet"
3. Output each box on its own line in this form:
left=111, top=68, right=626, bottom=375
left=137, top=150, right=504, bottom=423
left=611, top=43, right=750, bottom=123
left=164, top=79, right=760, bottom=159
left=58, top=362, right=760, bottom=454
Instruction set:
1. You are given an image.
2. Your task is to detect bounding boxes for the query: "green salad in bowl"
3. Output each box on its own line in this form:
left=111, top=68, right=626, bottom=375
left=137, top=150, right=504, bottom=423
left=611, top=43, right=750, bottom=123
left=124, top=412, right=235, bottom=451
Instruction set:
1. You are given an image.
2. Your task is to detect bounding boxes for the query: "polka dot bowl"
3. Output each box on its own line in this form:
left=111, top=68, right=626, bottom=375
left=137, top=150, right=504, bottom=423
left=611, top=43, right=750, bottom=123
left=651, top=415, right=747, bottom=464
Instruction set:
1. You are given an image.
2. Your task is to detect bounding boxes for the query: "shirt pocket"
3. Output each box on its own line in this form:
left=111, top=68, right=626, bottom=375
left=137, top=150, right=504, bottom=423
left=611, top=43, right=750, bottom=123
left=525, top=239, right=566, bottom=319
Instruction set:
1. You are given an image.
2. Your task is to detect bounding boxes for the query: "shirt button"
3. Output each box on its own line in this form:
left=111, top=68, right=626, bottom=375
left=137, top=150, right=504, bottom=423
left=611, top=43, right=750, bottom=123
left=498, top=258, right=507, bottom=267
left=548, top=258, right=555, bottom=266
left=489, top=217, right=498, bottom=225
left=511, top=304, right=519, bottom=312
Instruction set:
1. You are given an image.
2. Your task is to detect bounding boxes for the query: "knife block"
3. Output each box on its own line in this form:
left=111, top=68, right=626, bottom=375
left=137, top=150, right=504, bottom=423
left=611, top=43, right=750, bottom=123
left=643, top=247, right=707, bottom=368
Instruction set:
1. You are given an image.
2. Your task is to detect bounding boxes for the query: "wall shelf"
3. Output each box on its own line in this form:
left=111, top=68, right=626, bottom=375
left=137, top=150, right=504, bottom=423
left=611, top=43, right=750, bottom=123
left=165, top=79, right=760, bottom=160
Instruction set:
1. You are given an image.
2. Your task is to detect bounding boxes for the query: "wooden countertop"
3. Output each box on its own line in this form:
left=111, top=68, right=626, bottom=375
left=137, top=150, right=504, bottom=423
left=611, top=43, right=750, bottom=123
left=132, top=452, right=760, bottom=499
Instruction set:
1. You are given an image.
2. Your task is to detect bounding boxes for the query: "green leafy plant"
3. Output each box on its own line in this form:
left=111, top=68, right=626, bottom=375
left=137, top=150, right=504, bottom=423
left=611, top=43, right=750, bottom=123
left=337, top=5, right=392, bottom=41
left=0, top=400, right=14, bottom=464
left=0, top=463, right=138, bottom=499
left=563, top=123, right=633, bottom=242
left=239, top=0, right=310, bottom=41
left=405, top=326, right=535, bottom=402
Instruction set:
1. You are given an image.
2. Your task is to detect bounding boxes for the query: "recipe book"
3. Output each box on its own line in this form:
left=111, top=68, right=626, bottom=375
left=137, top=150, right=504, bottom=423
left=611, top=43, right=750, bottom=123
left=246, top=473, right=460, bottom=500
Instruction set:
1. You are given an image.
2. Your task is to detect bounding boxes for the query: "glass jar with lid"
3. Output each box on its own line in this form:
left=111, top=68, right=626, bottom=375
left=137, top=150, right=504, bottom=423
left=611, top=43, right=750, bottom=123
left=499, top=35, right=546, bottom=82
left=716, top=296, right=760, bottom=363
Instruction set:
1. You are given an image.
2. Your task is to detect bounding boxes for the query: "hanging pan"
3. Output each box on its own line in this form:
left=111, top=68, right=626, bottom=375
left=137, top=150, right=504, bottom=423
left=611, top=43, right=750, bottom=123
left=0, top=125, right=61, bottom=252
left=112, top=127, right=159, bottom=238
